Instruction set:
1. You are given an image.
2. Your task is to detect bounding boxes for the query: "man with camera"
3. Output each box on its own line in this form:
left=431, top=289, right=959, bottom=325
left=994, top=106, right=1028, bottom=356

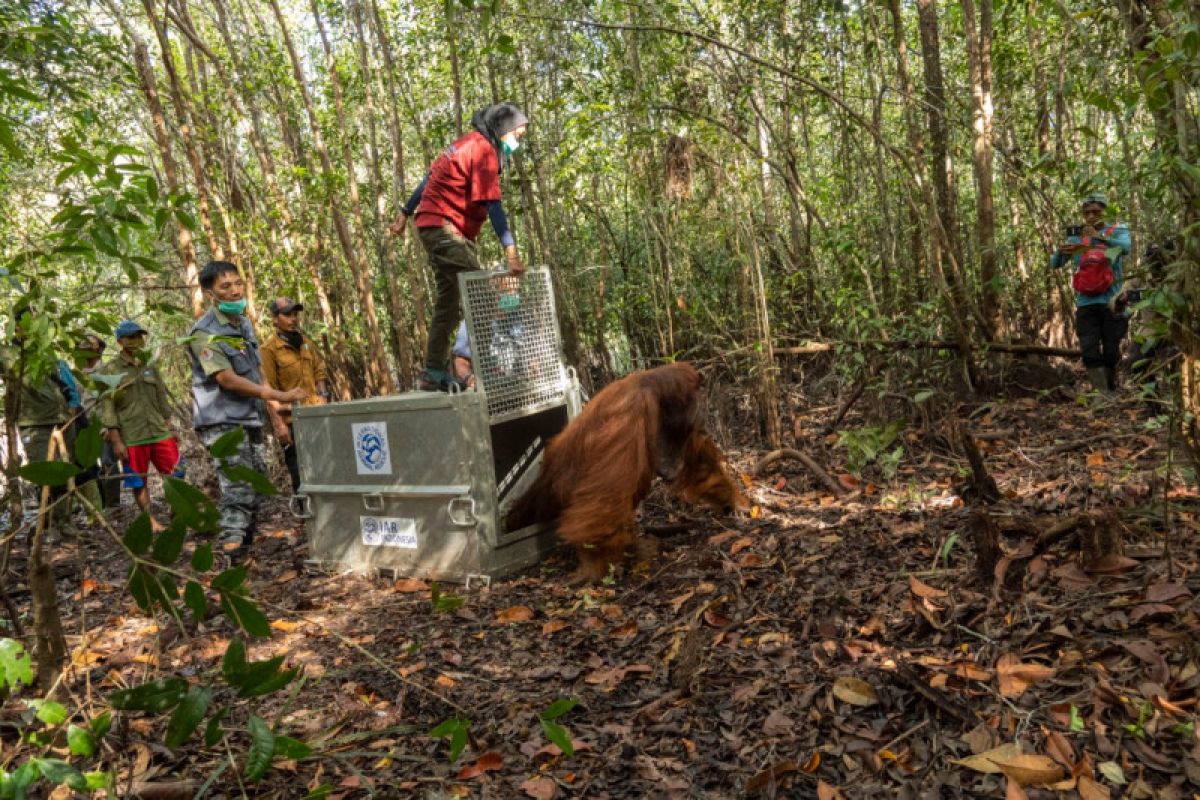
left=1050, top=193, right=1132, bottom=394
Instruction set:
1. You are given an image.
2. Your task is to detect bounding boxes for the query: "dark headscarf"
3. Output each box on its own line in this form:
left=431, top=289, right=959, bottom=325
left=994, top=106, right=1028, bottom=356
left=470, top=103, right=529, bottom=170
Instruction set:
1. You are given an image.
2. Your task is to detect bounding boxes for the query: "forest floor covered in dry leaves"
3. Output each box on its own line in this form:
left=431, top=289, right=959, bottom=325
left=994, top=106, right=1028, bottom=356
left=9, top=380, right=1200, bottom=799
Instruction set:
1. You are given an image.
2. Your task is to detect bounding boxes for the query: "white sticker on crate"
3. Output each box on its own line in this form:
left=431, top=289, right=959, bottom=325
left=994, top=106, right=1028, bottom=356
left=351, top=421, right=392, bottom=475
left=360, top=515, right=418, bottom=548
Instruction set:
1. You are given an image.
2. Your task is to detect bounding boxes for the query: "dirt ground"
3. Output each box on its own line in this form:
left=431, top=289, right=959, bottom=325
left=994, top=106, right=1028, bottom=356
left=5, top=384, right=1200, bottom=799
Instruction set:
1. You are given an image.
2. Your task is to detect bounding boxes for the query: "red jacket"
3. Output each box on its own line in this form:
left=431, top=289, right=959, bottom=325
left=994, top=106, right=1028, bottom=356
left=414, top=131, right=502, bottom=241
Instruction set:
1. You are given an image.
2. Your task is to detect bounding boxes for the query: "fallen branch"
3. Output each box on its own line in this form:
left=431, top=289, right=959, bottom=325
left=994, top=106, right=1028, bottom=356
left=775, top=339, right=1081, bottom=358
left=1033, top=512, right=1094, bottom=554
left=753, top=448, right=846, bottom=497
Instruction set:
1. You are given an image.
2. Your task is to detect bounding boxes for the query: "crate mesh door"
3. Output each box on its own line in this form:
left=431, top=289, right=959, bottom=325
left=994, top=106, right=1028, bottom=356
left=460, top=268, right=567, bottom=420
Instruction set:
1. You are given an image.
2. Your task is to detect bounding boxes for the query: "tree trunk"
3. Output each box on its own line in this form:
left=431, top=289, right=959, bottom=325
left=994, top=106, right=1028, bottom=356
left=270, top=0, right=394, bottom=394
left=961, top=0, right=999, bottom=339
left=129, top=35, right=202, bottom=317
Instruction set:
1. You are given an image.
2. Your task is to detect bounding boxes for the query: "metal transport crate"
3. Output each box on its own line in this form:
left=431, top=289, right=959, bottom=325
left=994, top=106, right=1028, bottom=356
left=293, top=268, right=581, bottom=583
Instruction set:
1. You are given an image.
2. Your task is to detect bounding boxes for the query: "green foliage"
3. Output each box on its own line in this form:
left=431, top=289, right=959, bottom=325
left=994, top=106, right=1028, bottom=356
left=430, top=717, right=472, bottom=763
left=430, top=582, right=466, bottom=614
left=16, top=461, right=81, bottom=487
left=244, top=716, right=275, bottom=782
left=0, top=639, right=33, bottom=690
left=837, top=421, right=905, bottom=480
left=539, top=698, right=580, bottom=757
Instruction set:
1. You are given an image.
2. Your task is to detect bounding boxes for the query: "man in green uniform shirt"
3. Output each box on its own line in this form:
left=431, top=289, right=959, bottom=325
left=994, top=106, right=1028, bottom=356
left=187, top=261, right=304, bottom=559
left=99, top=320, right=183, bottom=531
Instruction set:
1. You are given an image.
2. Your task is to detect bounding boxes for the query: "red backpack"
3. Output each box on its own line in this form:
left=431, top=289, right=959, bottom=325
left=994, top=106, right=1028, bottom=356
left=1072, top=226, right=1117, bottom=296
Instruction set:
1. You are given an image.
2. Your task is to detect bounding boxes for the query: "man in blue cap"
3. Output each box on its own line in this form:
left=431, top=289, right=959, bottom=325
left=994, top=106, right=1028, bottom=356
left=98, top=319, right=183, bottom=531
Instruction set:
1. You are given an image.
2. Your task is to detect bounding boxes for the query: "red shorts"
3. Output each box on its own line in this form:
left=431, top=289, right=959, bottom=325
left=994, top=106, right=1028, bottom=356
left=123, top=437, right=182, bottom=489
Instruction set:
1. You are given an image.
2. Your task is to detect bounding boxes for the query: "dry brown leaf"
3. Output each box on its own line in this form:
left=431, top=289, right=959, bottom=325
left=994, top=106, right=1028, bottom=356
left=611, top=621, right=637, bottom=639
left=744, top=760, right=798, bottom=796
left=951, top=742, right=1024, bottom=774
left=837, top=473, right=860, bottom=490
left=909, top=575, right=949, bottom=600
left=949, top=661, right=993, bottom=682
left=707, top=531, right=737, bottom=546
left=801, top=752, right=821, bottom=773
left=995, top=754, right=1065, bottom=787
left=762, top=708, right=793, bottom=736
left=1005, top=778, right=1030, bottom=800
left=1086, top=452, right=1106, bottom=467
left=816, top=779, right=846, bottom=800
left=521, top=776, right=557, bottom=799
left=996, top=654, right=1056, bottom=698
left=832, top=676, right=878, bottom=707
left=392, top=578, right=429, bottom=593
left=1043, top=729, right=1076, bottom=770
left=1145, top=582, right=1192, bottom=603
left=1150, top=694, right=1188, bottom=717
left=1077, top=774, right=1110, bottom=800
left=1083, top=554, right=1138, bottom=575
left=455, top=751, right=503, bottom=780
left=541, top=619, right=569, bottom=635
left=1129, top=603, right=1174, bottom=621
left=729, top=537, right=755, bottom=555
left=270, top=619, right=301, bottom=633
left=496, top=606, right=535, bottom=624
left=669, top=589, right=695, bottom=611
left=704, top=608, right=733, bottom=627
left=738, top=553, right=765, bottom=568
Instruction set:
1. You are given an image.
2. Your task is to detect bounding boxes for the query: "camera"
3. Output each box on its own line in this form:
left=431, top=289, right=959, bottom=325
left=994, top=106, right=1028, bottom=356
left=1065, top=225, right=1084, bottom=237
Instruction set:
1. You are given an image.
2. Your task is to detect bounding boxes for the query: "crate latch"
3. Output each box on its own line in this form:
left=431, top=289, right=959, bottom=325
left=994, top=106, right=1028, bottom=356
left=447, top=496, right=476, bottom=526
left=465, top=573, right=492, bottom=590
left=362, top=493, right=385, bottom=512
left=291, top=494, right=313, bottom=519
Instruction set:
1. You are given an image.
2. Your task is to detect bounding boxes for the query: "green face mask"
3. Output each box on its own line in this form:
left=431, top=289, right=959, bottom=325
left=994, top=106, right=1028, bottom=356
left=218, top=298, right=248, bottom=315
left=501, top=134, right=520, bottom=156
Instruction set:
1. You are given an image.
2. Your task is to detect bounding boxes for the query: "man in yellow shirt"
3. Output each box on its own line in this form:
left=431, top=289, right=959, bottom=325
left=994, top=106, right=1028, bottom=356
left=260, top=297, right=328, bottom=491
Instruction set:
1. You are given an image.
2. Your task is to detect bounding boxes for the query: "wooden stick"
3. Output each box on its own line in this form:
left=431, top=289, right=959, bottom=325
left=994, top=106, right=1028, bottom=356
left=753, top=448, right=846, bottom=497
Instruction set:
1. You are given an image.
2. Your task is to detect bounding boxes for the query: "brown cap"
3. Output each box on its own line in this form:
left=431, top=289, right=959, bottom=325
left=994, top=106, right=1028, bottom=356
left=269, top=297, right=304, bottom=315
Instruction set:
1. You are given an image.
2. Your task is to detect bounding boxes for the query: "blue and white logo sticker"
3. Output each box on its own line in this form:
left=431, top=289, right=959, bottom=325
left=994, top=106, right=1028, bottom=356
left=360, top=515, right=418, bottom=548
left=351, top=422, right=392, bottom=475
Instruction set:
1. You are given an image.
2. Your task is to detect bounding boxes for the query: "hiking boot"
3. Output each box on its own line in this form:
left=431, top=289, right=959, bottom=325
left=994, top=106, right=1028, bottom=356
left=416, top=368, right=467, bottom=393
left=1086, top=366, right=1110, bottom=394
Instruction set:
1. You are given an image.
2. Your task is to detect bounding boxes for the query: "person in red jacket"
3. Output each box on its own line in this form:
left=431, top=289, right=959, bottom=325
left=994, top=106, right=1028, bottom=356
left=388, top=103, right=529, bottom=391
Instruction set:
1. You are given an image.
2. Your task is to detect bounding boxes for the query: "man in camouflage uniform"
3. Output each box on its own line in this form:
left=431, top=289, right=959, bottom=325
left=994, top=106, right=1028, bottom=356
left=187, top=261, right=305, bottom=559
left=16, top=358, right=76, bottom=535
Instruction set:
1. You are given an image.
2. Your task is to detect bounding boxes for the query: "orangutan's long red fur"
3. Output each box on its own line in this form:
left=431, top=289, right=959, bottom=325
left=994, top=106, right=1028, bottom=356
left=506, top=362, right=746, bottom=583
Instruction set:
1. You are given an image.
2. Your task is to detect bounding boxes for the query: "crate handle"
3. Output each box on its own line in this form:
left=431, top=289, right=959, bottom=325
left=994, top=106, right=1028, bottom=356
left=362, top=493, right=385, bottom=512
left=447, top=496, right=476, bottom=526
left=291, top=494, right=313, bottom=519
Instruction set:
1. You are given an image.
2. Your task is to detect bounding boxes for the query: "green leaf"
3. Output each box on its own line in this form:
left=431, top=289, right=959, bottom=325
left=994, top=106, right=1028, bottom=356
left=1069, top=703, right=1085, bottom=732
left=231, top=655, right=284, bottom=691
left=244, top=716, right=276, bottom=782
left=109, top=676, right=188, bottom=712
left=540, top=719, right=574, bottom=757
left=191, top=543, right=214, bottom=572
left=151, top=520, right=187, bottom=565
left=84, top=770, right=113, bottom=791
left=73, top=417, right=103, bottom=467
left=239, top=667, right=299, bottom=698
left=540, top=698, right=579, bottom=721
left=126, top=564, right=157, bottom=612
left=123, top=513, right=153, bottom=555
left=208, top=426, right=245, bottom=458
left=183, top=581, right=207, bottom=621
left=90, top=711, right=112, bottom=739
left=164, top=685, right=212, bottom=747
left=0, top=638, right=34, bottom=690
left=220, top=464, right=279, bottom=496
left=174, top=208, right=198, bottom=231
left=222, top=638, right=247, bottom=684
left=204, top=706, right=230, bottom=747
left=430, top=717, right=471, bottom=763
left=29, top=699, right=68, bottom=726
left=0, top=118, right=20, bottom=159
left=220, top=593, right=271, bottom=638
left=18, top=460, right=81, bottom=486
left=67, top=724, right=96, bottom=757
left=212, top=565, right=247, bottom=592
left=162, top=477, right=218, bottom=532
left=303, top=784, right=334, bottom=799
left=273, top=735, right=313, bottom=759
left=34, top=758, right=87, bottom=790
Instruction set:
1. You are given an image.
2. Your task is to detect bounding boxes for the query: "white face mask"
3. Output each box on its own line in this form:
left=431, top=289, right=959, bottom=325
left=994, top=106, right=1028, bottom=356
left=501, top=132, right=521, bottom=155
